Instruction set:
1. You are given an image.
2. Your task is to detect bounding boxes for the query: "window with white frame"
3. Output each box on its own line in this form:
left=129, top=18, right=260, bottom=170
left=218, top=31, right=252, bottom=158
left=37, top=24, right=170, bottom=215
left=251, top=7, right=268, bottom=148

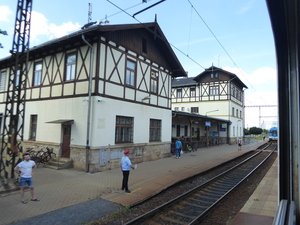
left=191, top=107, right=199, bottom=113
left=33, top=62, right=42, bottom=86
left=65, top=53, right=76, bottom=81
left=0, top=70, right=6, bottom=92
left=190, top=87, right=196, bottom=97
left=125, top=60, right=136, bottom=86
left=115, top=116, right=133, bottom=143
left=177, top=89, right=182, bottom=98
left=150, top=70, right=158, bottom=93
left=29, top=115, right=38, bottom=141
left=149, top=119, right=161, bottom=142
left=232, top=86, right=236, bottom=97
left=209, top=86, right=219, bottom=95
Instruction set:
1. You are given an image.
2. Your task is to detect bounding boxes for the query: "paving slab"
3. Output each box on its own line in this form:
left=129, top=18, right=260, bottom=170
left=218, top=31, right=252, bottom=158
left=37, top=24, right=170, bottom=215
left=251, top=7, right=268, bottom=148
left=0, top=140, right=264, bottom=225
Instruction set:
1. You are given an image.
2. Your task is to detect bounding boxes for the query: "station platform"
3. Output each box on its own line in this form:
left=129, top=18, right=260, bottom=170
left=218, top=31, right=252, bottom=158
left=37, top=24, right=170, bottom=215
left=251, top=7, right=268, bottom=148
left=0, top=140, right=277, bottom=225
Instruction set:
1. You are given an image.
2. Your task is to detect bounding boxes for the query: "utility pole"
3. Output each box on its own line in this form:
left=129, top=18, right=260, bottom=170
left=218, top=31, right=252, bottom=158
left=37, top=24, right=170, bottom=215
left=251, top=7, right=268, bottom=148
left=0, top=0, right=32, bottom=183
left=245, top=105, right=277, bottom=128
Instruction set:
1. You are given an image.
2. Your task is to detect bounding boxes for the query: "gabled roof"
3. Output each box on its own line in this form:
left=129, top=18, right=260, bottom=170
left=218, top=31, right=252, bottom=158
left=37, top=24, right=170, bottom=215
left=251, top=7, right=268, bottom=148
left=0, top=22, right=187, bottom=78
left=194, top=66, right=248, bottom=89
left=171, top=77, right=197, bottom=87
left=172, top=66, right=248, bottom=89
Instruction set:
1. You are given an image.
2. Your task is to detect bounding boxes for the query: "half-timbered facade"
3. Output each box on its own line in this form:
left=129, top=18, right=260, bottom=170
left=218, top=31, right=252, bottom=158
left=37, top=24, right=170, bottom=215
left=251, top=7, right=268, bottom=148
left=0, top=22, right=187, bottom=172
left=171, top=66, right=247, bottom=144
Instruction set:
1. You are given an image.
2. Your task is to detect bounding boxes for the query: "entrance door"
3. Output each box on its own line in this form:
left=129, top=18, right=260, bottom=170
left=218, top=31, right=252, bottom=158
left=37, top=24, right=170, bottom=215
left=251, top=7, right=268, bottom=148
left=62, top=125, right=71, bottom=158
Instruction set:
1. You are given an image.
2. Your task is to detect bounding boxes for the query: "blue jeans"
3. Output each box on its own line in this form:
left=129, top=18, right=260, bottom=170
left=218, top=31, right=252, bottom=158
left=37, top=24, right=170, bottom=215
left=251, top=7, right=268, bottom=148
left=20, top=177, right=34, bottom=187
left=176, top=148, right=181, bottom=158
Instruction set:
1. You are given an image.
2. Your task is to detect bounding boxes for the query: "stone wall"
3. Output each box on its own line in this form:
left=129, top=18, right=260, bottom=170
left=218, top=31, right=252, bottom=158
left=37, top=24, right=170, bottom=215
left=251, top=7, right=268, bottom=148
left=71, top=142, right=172, bottom=173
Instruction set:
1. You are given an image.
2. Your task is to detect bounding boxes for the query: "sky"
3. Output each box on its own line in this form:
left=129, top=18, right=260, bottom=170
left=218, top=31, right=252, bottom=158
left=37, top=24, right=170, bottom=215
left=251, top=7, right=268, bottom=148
left=0, top=0, right=277, bottom=129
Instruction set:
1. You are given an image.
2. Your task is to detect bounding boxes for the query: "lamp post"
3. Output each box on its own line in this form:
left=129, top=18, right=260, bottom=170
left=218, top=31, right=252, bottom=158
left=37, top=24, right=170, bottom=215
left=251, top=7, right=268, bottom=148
left=237, top=119, right=243, bottom=144
left=237, top=120, right=241, bottom=137
left=205, top=109, right=219, bottom=147
left=205, top=109, right=219, bottom=116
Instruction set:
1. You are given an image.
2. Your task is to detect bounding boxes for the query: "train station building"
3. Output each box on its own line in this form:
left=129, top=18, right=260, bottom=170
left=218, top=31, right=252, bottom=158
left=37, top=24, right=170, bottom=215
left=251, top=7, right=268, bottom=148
left=171, top=66, right=248, bottom=146
left=0, top=22, right=247, bottom=173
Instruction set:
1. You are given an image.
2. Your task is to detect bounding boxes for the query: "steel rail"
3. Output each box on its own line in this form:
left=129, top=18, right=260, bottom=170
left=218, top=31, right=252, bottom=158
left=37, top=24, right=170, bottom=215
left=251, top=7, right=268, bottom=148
left=125, top=143, right=276, bottom=225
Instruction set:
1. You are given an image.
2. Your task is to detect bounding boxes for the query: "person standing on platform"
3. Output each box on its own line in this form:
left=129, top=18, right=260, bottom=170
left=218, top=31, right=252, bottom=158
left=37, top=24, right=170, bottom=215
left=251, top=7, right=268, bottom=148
left=14, top=153, right=40, bottom=204
left=120, top=150, right=135, bottom=193
left=238, top=138, right=242, bottom=151
left=175, top=138, right=182, bottom=159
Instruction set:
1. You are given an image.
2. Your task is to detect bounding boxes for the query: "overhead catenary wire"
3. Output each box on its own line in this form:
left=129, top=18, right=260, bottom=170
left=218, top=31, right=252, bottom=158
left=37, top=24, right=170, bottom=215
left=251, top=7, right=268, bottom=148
left=105, top=0, right=268, bottom=104
left=186, top=0, right=268, bottom=104
left=106, top=0, right=205, bottom=69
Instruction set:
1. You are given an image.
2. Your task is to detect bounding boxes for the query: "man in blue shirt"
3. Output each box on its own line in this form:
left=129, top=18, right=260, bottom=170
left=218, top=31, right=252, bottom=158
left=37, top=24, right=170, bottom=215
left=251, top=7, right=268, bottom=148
left=120, top=150, right=135, bottom=193
left=175, top=138, right=182, bottom=159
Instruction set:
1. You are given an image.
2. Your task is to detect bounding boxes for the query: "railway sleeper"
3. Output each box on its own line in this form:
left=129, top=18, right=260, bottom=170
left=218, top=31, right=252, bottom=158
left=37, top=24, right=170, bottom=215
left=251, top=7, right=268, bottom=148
left=168, top=210, right=196, bottom=219
left=186, top=197, right=216, bottom=206
left=162, top=212, right=195, bottom=224
left=172, top=205, right=206, bottom=216
left=140, top=220, right=161, bottom=225
left=202, top=187, right=227, bottom=196
left=216, top=180, right=238, bottom=186
left=181, top=199, right=209, bottom=208
left=155, top=214, right=186, bottom=225
left=202, top=185, right=226, bottom=192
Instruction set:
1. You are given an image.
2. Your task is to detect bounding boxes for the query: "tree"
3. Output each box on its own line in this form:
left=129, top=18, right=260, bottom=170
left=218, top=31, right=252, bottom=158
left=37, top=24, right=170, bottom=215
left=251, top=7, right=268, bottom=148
left=249, top=127, right=263, bottom=135
left=244, top=128, right=251, bottom=135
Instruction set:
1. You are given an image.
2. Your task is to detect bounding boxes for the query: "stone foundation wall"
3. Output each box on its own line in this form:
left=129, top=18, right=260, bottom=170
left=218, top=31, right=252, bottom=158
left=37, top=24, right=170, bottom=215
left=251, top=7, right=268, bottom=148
left=71, top=142, right=172, bottom=173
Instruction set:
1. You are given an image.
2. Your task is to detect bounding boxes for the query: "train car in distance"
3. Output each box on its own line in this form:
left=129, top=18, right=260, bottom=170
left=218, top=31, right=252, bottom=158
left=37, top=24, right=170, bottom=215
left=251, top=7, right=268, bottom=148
left=268, top=127, right=278, bottom=142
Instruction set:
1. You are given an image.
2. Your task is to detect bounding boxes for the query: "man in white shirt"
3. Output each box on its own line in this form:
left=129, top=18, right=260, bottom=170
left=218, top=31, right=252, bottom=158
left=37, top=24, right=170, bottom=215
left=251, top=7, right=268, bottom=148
left=120, top=150, right=135, bottom=193
left=14, top=153, right=40, bottom=204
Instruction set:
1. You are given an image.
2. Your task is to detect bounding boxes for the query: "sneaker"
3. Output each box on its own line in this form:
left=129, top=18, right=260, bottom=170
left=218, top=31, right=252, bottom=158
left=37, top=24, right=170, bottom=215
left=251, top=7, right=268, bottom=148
left=125, top=190, right=131, bottom=193
left=176, top=157, right=178, bottom=159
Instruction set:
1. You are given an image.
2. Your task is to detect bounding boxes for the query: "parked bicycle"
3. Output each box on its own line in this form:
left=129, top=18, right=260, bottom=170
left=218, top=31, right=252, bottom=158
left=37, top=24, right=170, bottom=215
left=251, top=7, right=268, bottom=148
left=185, top=142, right=197, bottom=152
left=39, top=146, right=56, bottom=163
left=26, top=146, right=56, bottom=167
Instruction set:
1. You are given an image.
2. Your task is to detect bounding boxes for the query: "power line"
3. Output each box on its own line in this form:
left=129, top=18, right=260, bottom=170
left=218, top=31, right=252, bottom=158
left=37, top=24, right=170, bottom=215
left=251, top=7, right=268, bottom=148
left=105, top=1, right=270, bottom=106
left=186, top=0, right=268, bottom=104
left=106, top=0, right=205, bottom=69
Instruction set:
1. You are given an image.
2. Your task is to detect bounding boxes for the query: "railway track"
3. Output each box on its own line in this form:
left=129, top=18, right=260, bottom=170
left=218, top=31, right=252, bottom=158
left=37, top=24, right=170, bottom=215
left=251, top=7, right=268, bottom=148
left=125, top=143, right=277, bottom=225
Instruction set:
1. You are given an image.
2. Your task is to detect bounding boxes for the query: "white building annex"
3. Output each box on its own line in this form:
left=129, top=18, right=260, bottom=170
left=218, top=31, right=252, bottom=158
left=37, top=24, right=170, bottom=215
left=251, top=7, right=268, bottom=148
left=0, top=22, right=187, bottom=172
left=171, top=66, right=248, bottom=145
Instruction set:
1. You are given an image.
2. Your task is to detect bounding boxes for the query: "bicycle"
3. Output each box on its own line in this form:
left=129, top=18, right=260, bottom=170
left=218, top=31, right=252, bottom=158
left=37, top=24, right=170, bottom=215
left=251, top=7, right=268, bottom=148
left=39, top=147, right=56, bottom=164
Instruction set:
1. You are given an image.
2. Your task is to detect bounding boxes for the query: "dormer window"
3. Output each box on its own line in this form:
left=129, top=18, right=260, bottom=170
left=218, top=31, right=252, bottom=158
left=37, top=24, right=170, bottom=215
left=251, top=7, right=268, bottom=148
left=210, top=72, right=218, bottom=78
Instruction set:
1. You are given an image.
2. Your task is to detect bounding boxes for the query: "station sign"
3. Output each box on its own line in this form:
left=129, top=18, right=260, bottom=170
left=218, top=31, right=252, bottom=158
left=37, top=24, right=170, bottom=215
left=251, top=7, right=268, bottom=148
left=205, top=121, right=211, bottom=127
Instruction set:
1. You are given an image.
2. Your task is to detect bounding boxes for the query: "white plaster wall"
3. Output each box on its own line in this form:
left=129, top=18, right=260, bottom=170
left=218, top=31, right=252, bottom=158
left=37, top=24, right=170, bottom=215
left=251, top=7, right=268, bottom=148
left=24, top=97, right=89, bottom=144
left=90, top=97, right=171, bottom=147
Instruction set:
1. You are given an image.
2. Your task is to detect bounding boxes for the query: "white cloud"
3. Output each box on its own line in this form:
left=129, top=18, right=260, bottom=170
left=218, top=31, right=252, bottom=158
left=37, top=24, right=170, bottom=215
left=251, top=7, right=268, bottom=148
left=245, top=90, right=277, bottom=106
left=223, top=66, right=277, bottom=88
left=238, top=1, right=255, bottom=15
left=222, top=66, right=278, bottom=128
left=246, top=67, right=277, bottom=85
left=48, top=22, right=81, bottom=38
left=30, top=11, right=81, bottom=43
left=0, top=6, right=12, bottom=22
